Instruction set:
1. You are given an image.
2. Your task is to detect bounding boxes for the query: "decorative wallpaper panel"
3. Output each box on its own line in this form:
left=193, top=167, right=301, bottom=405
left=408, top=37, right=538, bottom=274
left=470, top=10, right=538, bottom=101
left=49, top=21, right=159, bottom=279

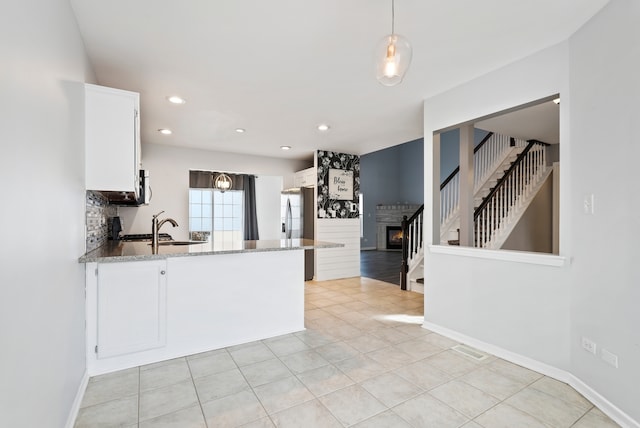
left=317, top=150, right=360, bottom=219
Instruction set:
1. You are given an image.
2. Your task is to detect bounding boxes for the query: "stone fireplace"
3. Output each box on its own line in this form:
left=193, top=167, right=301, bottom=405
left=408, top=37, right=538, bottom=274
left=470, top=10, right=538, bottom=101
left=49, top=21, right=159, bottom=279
left=386, top=226, right=403, bottom=250
left=375, top=204, right=421, bottom=251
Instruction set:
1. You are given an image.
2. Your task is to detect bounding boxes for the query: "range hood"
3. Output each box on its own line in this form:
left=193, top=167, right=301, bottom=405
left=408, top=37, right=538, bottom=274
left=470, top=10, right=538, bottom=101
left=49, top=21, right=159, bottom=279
left=96, top=170, right=151, bottom=206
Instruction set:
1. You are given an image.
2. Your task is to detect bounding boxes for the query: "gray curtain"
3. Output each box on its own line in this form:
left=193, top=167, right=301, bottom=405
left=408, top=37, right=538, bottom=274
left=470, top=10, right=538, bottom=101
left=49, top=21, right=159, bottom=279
left=243, top=174, right=259, bottom=240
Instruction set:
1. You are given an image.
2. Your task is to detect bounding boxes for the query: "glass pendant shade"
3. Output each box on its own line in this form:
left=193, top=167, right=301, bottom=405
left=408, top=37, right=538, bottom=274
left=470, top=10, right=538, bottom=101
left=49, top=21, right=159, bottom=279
left=376, top=34, right=412, bottom=86
left=213, top=173, right=232, bottom=192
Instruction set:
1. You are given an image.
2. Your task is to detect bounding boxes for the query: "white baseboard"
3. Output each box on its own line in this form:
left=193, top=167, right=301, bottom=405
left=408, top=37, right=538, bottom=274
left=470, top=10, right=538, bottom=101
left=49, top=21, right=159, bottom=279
left=408, top=281, right=424, bottom=294
left=567, top=374, right=640, bottom=428
left=65, top=370, right=89, bottom=428
left=422, top=321, right=639, bottom=428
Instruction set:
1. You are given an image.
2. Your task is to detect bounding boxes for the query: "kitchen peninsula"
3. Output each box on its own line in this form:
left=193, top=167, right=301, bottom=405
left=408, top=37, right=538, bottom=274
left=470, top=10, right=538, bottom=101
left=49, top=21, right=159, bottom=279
left=80, top=239, right=341, bottom=375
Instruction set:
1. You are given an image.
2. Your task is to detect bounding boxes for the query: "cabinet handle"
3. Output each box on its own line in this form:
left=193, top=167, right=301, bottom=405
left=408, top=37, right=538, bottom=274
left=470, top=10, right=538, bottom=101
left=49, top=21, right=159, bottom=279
left=160, top=270, right=166, bottom=275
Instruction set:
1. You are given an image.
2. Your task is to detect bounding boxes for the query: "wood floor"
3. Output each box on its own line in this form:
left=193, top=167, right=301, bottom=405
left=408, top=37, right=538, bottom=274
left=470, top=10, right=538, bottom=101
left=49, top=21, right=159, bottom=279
left=360, top=250, right=402, bottom=286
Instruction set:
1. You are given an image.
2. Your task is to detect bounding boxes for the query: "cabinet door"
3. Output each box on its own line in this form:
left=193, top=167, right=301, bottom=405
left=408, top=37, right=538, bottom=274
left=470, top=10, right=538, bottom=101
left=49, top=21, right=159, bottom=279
left=85, top=84, right=140, bottom=194
left=304, top=168, right=316, bottom=187
left=97, top=261, right=167, bottom=359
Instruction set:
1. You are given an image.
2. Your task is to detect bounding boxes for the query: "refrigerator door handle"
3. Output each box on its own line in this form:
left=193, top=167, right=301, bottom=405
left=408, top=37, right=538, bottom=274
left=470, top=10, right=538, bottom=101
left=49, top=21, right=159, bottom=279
left=285, top=198, right=293, bottom=239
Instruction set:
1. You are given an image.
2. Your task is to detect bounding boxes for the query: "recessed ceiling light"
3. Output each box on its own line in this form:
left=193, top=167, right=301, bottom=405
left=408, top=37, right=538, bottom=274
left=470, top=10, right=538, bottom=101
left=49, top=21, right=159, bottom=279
left=553, top=98, right=560, bottom=104
left=317, top=124, right=330, bottom=131
left=235, top=128, right=246, bottom=133
left=280, top=146, right=291, bottom=150
left=167, top=96, right=186, bottom=104
left=158, top=128, right=172, bottom=135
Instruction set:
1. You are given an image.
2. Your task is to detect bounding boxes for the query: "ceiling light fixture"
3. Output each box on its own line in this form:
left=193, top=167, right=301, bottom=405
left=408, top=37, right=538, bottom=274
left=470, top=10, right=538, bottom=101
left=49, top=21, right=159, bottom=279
left=158, top=128, right=172, bottom=135
left=212, top=173, right=232, bottom=193
left=553, top=98, right=560, bottom=104
left=235, top=128, right=246, bottom=133
left=167, top=96, right=186, bottom=104
left=280, top=145, right=291, bottom=150
left=317, top=124, right=330, bottom=132
left=375, top=0, right=412, bottom=86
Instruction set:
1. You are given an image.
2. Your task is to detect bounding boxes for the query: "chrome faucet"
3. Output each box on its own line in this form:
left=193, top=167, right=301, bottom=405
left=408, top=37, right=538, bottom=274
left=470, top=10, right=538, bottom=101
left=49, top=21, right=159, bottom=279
left=151, top=211, right=178, bottom=251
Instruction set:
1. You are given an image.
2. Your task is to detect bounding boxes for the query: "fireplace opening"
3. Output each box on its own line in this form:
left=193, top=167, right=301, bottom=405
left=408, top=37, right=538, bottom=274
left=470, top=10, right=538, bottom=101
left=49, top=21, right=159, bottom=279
left=386, top=226, right=403, bottom=250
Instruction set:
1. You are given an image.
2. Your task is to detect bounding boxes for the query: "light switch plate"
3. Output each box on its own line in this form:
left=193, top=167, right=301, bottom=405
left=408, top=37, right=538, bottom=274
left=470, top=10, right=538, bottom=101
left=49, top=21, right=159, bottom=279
left=583, top=194, right=594, bottom=214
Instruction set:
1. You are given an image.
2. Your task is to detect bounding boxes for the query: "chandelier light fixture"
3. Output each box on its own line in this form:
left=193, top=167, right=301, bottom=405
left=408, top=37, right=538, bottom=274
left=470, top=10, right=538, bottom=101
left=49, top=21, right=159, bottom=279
left=375, top=0, right=412, bottom=86
left=213, top=172, right=232, bottom=192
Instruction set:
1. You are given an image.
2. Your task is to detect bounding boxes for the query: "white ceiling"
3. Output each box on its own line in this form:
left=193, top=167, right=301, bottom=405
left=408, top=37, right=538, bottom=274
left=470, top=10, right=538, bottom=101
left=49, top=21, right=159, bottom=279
left=477, top=99, right=560, bottom=145
left=69, top=0, right=608, bottom=160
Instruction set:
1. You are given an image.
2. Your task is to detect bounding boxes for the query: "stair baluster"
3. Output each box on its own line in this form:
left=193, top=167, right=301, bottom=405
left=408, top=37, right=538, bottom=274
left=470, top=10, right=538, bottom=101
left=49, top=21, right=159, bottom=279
left=401, top=205, right=424, bottom=290
left=473, top=140, right=547, bottom=248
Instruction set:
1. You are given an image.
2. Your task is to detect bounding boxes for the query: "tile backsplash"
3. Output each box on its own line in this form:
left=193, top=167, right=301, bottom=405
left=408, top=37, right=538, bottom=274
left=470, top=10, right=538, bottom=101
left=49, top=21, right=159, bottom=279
left=86, top=191, right=117, bottom=252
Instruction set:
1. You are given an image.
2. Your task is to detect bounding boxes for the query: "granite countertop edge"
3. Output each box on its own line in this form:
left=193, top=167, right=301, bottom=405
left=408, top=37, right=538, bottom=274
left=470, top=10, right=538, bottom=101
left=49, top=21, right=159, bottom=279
left=79, top=239, right=343, bottom=263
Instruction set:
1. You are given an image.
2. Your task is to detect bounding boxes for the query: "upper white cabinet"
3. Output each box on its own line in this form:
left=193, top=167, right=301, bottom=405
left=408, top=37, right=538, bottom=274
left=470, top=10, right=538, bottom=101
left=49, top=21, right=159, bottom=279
left=85, top=84, right=141, bottom=195
left=294, top=167, right=316, bottom=188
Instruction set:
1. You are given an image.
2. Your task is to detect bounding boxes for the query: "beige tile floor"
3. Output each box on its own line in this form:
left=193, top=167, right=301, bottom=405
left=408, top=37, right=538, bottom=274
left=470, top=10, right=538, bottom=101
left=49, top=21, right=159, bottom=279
left=75, top=277, right=620, bottom=428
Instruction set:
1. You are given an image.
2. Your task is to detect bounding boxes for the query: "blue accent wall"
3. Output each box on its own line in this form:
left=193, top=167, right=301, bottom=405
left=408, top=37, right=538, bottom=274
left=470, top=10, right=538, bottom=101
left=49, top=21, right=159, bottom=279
left=360, top=138, right=423, bottom=248
left=440, top=128, right=492, bottom=182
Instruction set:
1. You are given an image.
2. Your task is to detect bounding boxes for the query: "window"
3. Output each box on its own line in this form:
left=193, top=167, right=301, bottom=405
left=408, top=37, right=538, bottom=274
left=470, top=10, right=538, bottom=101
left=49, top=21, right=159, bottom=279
left=189, top=189, right=243, bottom=247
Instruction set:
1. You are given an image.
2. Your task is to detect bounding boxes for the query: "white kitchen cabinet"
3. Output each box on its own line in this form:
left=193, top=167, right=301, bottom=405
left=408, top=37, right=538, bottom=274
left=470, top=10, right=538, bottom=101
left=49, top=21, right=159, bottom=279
left=84, top=248, right=307, bottom=375
left=293, top=167, right=316, bottom=188
left=85, top=84, right=141, bottom=195
left=96, top=260, right=167, bottom=359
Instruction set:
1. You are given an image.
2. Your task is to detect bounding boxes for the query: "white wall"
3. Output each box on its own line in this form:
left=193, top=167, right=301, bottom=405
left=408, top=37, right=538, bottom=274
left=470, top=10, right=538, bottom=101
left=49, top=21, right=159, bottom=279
left=568, top=0, right=640, bottom=422
left=424, top=2, right=640, bottom=424
left=0, top=1, right=93, bottom=426
left=423, top=41, right=572, bottom=369
left=119, top=143, right=309, bottom=240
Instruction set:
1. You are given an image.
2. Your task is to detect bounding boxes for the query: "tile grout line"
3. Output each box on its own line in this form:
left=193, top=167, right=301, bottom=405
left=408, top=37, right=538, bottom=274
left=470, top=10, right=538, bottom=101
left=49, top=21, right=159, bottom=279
left=184, top=356, right=209, bottom=428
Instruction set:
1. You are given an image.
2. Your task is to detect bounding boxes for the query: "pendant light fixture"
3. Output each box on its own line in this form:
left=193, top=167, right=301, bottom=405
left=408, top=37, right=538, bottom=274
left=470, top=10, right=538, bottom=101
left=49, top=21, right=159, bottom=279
left=213, top=172, right=232, bottom=192
left=375, top=0, right=412, bottom=86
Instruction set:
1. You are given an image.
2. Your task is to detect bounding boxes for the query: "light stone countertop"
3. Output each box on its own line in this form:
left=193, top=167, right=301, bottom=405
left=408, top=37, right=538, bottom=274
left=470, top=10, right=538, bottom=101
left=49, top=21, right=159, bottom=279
left=79, top=238, right=343, bottom=263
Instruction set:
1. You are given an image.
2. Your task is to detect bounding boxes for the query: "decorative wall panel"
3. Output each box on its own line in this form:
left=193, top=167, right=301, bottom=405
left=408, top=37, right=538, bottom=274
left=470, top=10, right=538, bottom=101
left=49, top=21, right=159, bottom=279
left=316, top=150, right=360, bottom=219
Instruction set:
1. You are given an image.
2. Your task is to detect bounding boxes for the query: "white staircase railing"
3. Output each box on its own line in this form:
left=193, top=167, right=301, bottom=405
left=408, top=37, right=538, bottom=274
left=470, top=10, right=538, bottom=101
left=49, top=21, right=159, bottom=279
left=440, top=133, right=520, bottom=227
left=401, top=205, right=424, bottom=290
left=474, top=141, right=547, bottom=249
left=473, top=133, right=515, bottom=193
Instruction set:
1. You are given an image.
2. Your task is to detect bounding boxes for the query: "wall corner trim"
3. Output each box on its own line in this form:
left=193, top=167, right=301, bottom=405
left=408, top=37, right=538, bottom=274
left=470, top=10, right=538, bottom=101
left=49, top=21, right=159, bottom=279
left=65, top=370, right=89, bottom=428
left=428, top=244, right=566, bottom=267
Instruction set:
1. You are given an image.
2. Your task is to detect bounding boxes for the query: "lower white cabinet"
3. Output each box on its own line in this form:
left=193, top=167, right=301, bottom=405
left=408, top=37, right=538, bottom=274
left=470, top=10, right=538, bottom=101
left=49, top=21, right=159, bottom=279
left=85, top=250, right=305, bottom=375
left=96, top=260, right=167, bottom=359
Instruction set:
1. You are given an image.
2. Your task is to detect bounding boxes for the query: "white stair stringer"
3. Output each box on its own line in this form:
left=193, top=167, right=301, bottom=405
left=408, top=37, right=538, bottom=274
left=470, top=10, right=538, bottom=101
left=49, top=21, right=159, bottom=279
left=482, top=167, right=553, bottom=250
left=440, top=145, right=526, bottom=245
left=406, top=249, right=424, bottom=294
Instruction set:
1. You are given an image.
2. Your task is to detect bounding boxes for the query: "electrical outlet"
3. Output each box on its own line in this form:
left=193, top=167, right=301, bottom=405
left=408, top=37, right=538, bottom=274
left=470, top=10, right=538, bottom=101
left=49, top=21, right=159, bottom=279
left=582, top=337, right=597, bottom=355
left=601, top=349, right=619, bottom=368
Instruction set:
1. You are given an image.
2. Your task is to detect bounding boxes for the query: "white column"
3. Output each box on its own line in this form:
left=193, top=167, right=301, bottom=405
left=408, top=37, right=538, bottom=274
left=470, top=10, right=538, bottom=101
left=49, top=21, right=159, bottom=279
left=459, top=125, right=474, bottom=246
left=430, top=133, right=441, bottom=244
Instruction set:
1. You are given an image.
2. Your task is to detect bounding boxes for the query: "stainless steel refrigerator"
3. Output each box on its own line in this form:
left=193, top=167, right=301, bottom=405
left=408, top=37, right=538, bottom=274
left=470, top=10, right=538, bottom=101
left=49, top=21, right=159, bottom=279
left=281, top=187, right=315, bottom=280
